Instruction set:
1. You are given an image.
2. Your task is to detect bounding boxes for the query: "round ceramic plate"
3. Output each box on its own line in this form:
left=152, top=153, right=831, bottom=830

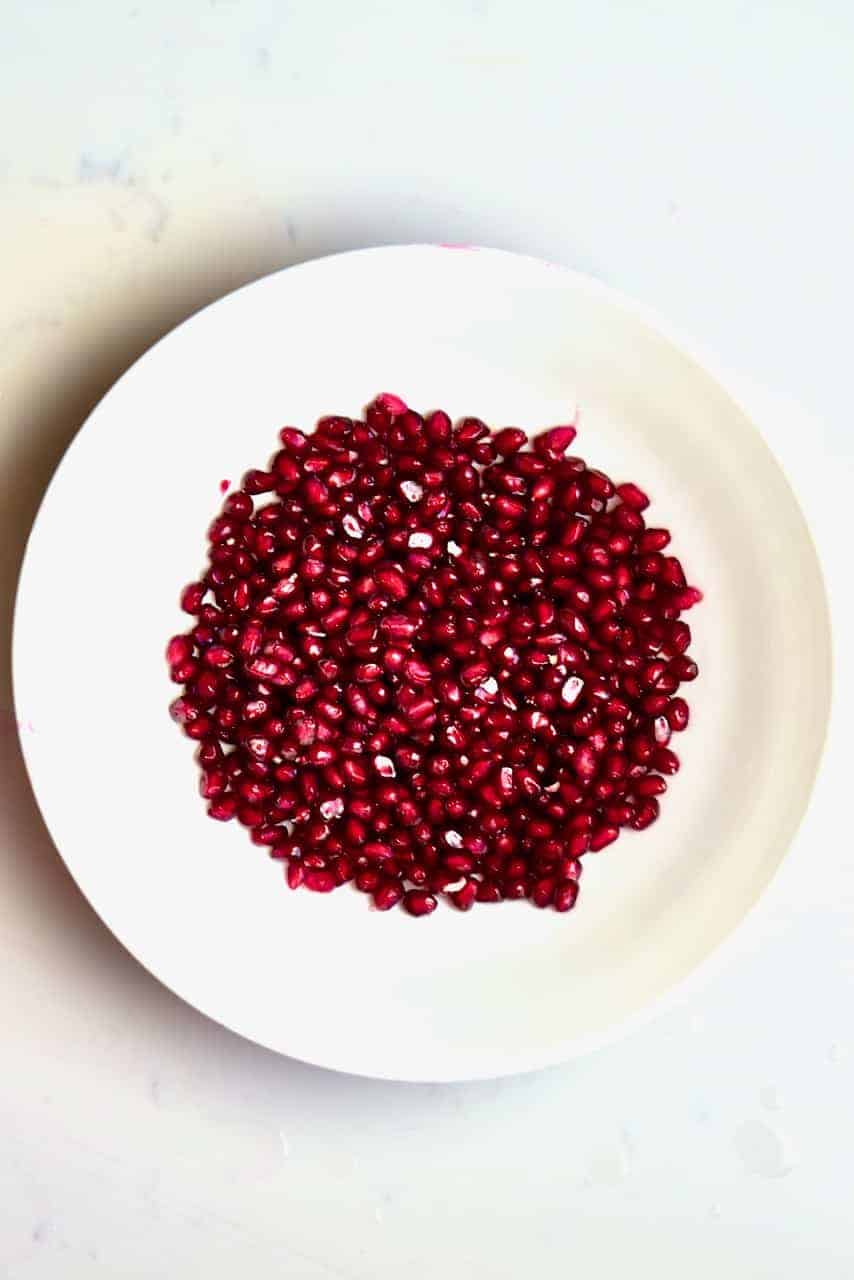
left=13, top=246, right=831, bottom=1081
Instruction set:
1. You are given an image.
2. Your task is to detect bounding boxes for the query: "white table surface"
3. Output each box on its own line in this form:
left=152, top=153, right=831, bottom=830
left=1, top=3, right=852, bottom=1276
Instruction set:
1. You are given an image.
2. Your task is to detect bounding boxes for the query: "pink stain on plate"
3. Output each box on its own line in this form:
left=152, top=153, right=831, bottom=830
left=438, top=243, right=477, bottom=251
left=219, top=479, right=230, bottom=494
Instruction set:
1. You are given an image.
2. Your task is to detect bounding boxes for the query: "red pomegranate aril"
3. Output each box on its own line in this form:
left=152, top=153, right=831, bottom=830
left=444, top=852, right=474, bottom=874
left=493, top=427, right=527, bottom=456
left=166, top=635, right=193, bottom=666
left=243, top=469, right=275, bottom=494
left=638, top=528, right=671, bottom=552
left=669, top=655, right=699, bottom=682
left=616, top=482, right=649, bottom=511
left=613, top=505, right=645, bottom=534
left=196, top=739, right=222, bottom=766
left=303, top=869, right=336, bottom=892
left=180, top=582, right=206, bottom=614
left=641, top=692, right=670, bottom=716
left=403, top=890, right=437, bottom=917
left=355, top=869, right=381, bottom=893
left=502, top=876, right=528, bottom=900
left=628, top=734, right=654, bottom=764
left=203, top=645, right=234, bottom=669
left=667, top=621, right=692, bottom=654
left=604, top=800, right=634, bottom=826
left=589, top=825, right=619, bottom=852
left=673, top=586, right=703, bottom=610
left=200, top=769, right=227, bottom=799
left=631, top=799, right=660, bottom=830
left=540, top=425, right=578, bottom=457
left=634, top=774, right=667, bottom=797
left=374, top=882, right=404, bottom=911
left=572, top=745, right=598, bottom=781
left=380, top=613, right=417, bottom=642
left=532, top=876, right=556, bottom=907
left=279, top=425, right=310, bottom=452
left=208, top=795, right=237, bottom=821
left=451, top=879, right=478, bottom=910
left=170, top=657, right=198, bottom=683
left=565, top=831, right=589, bottom=857
left=185, top=716, right=214, bottom=740
left=666, top=697, right=690, bottom=732
left=652, top=747, right=680, bottom=775
left=286, top=860, right=305, bottom=889
left=224, top=491, right=254, bottom=517
left=475, top=880, right=502, bottom=903
left=330, top=855, right=353, bottom=885
left=554, top=881, right=579, bottom=912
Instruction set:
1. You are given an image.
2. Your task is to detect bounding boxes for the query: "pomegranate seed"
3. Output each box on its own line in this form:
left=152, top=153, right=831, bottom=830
left=208, top=796, right=237, bottom=821
left=634, top=775, right=667, bottom=797
left=532, top=877, right=556, bottom=907
left=403, top=890, right=437, bottom=917
left=304, top=870, right=336, bottom=892
left=589, top=825, right=619, bottom=852
left=666, top=697, right=690, bottom=732
left=652, top=747, right=680, bottom=775
left=673, top=586, right=703, bottom=610
left=616, top=482, right=649, bottom=511
left=539, top=425, right=577, bottom=456
left=554, top=881, right=579, bottom=912
left=355, top=869, right=381, bottom=893
left=493, top=427, right=527, bottom=456
left=631, top=799, right=660, bottom=829
left=476, top=880, right=502, bottom=903
left=669, top=655, right=699, bottom=682
left=374, top=882, right=404, bottom=911
left=180, top=582, right=206, bottom=613
left=166, top=635, right=193, bottom=666
left=450, top=879, right=478, bottom=910
left=286, top=860, right=305, bottom=889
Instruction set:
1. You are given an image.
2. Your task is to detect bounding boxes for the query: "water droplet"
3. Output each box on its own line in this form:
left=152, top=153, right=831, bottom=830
left=582, top=1132, right=632, bottom=1187
left=733, top=1119, right=796, bottom=1179
left=760, top=1085, right=782, bottom=1112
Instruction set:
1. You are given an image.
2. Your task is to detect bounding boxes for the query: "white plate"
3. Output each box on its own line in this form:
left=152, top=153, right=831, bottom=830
left=13, top=246, right=831, bottom=1081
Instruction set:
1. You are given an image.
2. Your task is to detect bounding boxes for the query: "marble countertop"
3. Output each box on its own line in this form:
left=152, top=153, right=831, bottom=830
left=1, top=3, right=852, bottom=1276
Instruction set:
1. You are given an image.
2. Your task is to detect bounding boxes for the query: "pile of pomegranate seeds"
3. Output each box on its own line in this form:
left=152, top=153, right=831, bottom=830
left=168, top=395, right=701, bottom=917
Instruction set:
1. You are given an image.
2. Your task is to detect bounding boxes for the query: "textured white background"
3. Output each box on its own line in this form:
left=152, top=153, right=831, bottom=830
left=1, top=2, right=852, bottom=1276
